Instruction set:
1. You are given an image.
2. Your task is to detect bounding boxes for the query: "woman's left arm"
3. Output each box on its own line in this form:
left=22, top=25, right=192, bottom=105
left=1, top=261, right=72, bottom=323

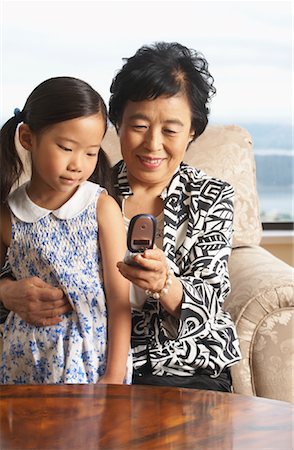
left=97, top=193, right=131, bottom=384
left=179, top=181, right=234, bottom=313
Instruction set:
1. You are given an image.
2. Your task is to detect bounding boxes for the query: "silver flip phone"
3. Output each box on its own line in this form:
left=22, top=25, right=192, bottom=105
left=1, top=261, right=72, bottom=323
left=124, top=214, right=157, bottom=266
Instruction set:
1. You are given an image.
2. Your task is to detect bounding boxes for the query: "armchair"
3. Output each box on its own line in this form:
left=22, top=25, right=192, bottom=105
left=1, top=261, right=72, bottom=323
left=103, top=124, right=294, bottom=403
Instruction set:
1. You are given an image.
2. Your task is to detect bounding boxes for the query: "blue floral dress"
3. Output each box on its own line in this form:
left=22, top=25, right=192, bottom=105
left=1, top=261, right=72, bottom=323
left=0, top=181, right=132, bottom=384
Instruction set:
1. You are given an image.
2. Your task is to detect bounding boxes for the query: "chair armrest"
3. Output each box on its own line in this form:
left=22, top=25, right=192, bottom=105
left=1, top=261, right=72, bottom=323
left=224, top=246, right=294, bottom=402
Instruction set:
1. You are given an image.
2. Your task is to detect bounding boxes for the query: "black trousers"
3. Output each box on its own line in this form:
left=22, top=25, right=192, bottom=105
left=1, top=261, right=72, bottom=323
left=133, top=367, right=232, bottom=392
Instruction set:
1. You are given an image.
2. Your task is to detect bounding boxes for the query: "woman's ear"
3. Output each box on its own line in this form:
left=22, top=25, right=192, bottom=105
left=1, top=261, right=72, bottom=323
left=186, top=130, right=195, bottom=151
left=18, top=124, right=34, bottom=151
left=188, top=135, right=194, bottom=145
left=189, top=129, right=196, bottom=143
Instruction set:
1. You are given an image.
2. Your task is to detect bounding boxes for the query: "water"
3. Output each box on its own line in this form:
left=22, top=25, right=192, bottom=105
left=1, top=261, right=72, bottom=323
left=258, top=187, right=293, bottom=222
left=217, top=122, right=293, bottom=223
left=253, top=148, right=293, bottom=222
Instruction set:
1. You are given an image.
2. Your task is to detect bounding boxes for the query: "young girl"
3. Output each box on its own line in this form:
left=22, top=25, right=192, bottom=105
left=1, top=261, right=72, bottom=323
left=0, top=77, right=132, bottom=384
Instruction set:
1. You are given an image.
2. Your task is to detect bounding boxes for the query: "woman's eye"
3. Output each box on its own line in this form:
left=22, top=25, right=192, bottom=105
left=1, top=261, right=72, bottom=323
left=133, top=124, right=147, bottom=130
left=87, top=153, right=98, bottom=157
left=164, top=129, right=177, bottom=135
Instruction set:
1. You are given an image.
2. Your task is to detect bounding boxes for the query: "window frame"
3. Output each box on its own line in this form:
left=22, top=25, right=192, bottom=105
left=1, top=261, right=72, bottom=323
left=262, top=222, right=294, bottom=231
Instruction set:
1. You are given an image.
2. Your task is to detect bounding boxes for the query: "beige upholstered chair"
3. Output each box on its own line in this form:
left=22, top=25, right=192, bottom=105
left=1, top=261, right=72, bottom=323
left=102, top=125, right=294, bottom=403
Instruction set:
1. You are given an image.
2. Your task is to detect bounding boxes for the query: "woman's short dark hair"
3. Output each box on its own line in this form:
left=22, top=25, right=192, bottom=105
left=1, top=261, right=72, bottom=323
left=109, top=41, right=216, bottom=139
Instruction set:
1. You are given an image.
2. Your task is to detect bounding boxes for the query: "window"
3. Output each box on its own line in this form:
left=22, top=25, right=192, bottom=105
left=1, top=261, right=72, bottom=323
left=238, top=122, right=293, bottom=228
left=2, top=1, right=292, bottom=227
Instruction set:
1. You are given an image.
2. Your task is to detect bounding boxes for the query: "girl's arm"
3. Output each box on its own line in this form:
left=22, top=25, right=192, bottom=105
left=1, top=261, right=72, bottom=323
left=97, top=193, right=131, bottom=384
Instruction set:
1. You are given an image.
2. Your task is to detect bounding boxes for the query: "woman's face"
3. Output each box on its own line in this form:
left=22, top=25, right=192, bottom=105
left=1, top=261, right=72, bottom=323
left=118, top=95, right=194, bottom=190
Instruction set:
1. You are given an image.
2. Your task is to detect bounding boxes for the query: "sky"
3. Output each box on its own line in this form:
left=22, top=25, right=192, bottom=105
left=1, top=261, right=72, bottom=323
left=0, top=0, right=292, bottom=125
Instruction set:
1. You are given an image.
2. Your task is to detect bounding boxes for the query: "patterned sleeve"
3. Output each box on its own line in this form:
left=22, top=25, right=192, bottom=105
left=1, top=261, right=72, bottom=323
left=177, top=181, right=234, bottom=337
left=0, top=258, right=14, bottom=323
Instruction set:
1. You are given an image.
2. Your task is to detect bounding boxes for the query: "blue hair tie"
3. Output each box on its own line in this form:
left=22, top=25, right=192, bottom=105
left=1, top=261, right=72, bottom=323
left=14, top=108, right=23, bottom=123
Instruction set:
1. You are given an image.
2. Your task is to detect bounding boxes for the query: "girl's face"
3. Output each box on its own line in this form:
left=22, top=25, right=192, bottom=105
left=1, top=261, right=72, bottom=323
left=118, top=95, right=194, bottom=190
left=20, top=114, right=105, bottom=202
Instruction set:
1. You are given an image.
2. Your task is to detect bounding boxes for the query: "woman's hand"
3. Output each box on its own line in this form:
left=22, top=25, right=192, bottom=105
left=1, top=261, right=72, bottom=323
left=117, top=246, right=168, bottom=293
left=117, top=246, right=183, bottom=318
left=0, top=277, right=72, bottom=326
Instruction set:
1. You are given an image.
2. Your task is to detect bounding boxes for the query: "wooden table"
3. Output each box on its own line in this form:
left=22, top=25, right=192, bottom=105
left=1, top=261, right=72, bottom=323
left=0, top=384, right=293, bottom=450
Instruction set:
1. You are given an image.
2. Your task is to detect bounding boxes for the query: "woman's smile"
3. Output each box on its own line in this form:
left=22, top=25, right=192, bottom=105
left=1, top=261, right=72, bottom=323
left=138, top=155, right=164, bottom=169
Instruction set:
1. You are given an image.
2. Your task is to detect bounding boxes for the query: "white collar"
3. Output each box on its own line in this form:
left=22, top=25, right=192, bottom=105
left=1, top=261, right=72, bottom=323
left=8, top=181, right=104, bottom=223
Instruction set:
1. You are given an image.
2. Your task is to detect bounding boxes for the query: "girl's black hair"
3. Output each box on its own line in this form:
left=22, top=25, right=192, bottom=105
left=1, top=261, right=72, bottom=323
left=0, top=76, right=115, bottom=202
left=109, top=41, right=216, bottom=139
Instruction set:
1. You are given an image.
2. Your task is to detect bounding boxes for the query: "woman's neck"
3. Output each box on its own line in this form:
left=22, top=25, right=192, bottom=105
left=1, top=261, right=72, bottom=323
left=123, top=185, right=164, bottom=218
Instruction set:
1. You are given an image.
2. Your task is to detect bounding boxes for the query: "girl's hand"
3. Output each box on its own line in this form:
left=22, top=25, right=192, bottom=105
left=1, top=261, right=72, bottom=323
left=0, top=277, right=72, bottom=326
left=117, top=246, right=168, bottom=293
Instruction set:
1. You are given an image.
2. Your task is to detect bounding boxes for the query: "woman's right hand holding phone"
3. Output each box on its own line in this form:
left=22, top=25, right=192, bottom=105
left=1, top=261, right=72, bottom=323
left=117, top=246, right=182, bottom=319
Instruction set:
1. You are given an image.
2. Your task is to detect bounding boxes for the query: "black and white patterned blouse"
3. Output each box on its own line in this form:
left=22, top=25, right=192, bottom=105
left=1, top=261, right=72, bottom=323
left=114, top=160, right=241, bottom=378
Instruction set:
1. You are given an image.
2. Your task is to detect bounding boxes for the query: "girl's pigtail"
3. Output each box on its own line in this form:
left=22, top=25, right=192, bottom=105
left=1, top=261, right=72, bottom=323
left=89, top=148, right=119, bottom=204
left=0, top=115, right=24, bottom=203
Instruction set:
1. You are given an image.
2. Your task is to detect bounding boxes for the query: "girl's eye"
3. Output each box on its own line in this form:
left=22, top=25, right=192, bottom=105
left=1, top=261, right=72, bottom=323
left=58, top=144, right=72, bottom=152
left=87, top=153, right=98, bottom=157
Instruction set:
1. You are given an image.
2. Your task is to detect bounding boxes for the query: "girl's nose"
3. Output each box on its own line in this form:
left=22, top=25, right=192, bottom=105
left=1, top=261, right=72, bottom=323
left=67, top=154, right=82, bottom=172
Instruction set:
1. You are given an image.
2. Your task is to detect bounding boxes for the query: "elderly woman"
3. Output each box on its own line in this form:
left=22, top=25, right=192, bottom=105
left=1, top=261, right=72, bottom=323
left=109, top=41, right=241, bottom=391
left=0, top=42, right=241, bottom=391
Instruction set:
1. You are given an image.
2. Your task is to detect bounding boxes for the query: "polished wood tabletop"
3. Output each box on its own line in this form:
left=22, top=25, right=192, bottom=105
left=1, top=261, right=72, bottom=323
left=0, top=384, right=293, bottom=450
